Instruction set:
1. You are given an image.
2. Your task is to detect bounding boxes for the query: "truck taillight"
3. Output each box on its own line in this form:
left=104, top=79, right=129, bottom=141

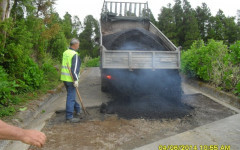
left=106, top=75, right=112, bottom=80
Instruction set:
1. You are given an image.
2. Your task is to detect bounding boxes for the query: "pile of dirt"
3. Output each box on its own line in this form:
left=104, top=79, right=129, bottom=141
left=102, top=28, right=168, bottom=51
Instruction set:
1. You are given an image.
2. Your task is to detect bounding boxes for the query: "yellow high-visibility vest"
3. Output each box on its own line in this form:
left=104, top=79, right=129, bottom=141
left=60, top=49, right=78, bottom=82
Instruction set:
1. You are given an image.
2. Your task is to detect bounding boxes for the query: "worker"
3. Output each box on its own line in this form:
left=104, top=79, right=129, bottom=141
left=0, top=120, right=46, bottom=148
left=61, top=38, right=82, bottom=123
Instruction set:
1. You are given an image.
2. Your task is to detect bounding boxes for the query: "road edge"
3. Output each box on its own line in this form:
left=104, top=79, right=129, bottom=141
left=182, top=75, right=240, bottom=110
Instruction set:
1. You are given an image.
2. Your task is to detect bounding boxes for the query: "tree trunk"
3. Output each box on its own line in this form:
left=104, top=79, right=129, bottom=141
left=0, top=0, right=10, bottom=50
left=0, top=0, right=10, bottom=21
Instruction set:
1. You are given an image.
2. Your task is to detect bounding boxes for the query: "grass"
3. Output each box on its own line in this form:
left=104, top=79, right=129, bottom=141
left=85, top=57, right=100, bottom=67
left=80, top=56, right=100, bottom=72
left=0, top=65, right=62, bottom=119
left=0, top=79, right=62, bottom=119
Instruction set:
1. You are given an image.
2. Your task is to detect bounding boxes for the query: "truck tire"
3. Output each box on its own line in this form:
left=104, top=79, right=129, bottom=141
left=101, top=77, right=109, bottom=92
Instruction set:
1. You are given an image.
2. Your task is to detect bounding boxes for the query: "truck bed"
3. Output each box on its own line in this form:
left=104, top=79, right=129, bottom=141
left=100, top=22, right=180, bottom=70
left=100, top=1, right=180, bottom=70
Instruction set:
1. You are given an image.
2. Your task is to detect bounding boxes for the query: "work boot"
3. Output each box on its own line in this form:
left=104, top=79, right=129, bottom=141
left=76, top=112, right=85, bottom=119
left=66, top=118, right=80, bottom=123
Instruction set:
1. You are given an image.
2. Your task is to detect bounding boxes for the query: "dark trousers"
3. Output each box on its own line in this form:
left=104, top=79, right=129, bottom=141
left=64, top=82, right=81, bottom=119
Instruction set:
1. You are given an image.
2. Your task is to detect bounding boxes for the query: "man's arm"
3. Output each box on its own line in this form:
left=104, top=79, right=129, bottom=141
left=0, top=120, right=46, bottom=148
left=71, top=54, right=81, bottom=81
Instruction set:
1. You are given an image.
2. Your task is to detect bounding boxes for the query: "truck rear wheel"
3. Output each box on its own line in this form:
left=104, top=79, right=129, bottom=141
left=101, top=77, right=109, bottom=92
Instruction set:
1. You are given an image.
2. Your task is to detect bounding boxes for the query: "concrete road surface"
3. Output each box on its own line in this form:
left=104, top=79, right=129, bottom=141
left=134, top=114, right=240, bottom=150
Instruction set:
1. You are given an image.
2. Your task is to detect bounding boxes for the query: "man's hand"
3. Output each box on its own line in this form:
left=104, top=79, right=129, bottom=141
left=0, top=120, right=46, bottom=148
left=73, top=81, right=78, bottom=87
left=20, top=129, right=46, bottom=148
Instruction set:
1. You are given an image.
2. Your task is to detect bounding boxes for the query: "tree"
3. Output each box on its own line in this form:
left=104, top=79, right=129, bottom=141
left=182, top=0, right=200, bottom=48
left=148, top=9, right=156, bottom=25
left=158, top=4, right=178, bottom=45
left=195, top=3, right=211, bottom=42
left=0, top=0, right=10, bottom=21
left=62, top=12, right=73, bottom=40
left=72, top=16, right=82, bottom=38
left=206, top=9, right=239, bottom=45
left=214, top=10, right=226, bottom=41
left=11, top=0, right=35, bottom=21
left=206, top=16, right=216, bottom=40
left=173, top=0, right=184, bottom=46
left=32, top=0, right=56, bottom=17
left=0, top=0, right=11, bottom=50
left=223, top=17, right=240, bottom=44
left=237, top=10, right=240, bottom=26
left=78, top=15, right=99, bottom=58
left=158, top=0, right=200, bottom=48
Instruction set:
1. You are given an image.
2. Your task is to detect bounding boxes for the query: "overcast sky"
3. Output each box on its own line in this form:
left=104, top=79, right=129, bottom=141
left=55, top=0, right=240, bottom=22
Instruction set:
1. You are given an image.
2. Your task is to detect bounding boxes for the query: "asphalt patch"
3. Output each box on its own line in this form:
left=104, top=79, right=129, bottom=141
left=100, top=93, right=193, bottom=120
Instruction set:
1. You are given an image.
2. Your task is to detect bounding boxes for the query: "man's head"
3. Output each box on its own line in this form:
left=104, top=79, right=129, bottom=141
left=70, top=38, right=80, bottom=50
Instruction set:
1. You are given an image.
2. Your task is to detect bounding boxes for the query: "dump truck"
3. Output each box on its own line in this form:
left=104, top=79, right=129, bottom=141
left=100, top=1, right=182, bottom=101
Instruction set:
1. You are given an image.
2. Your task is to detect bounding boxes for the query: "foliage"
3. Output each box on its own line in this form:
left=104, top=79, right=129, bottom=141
left=157, top=0, right=240, bottom=49
left=48, top=31, right=68, bottom=62
left=181, top=0, right=200, bottom=48
left=0, top=0, right=100, bottom=117
left=0, top=66, right=18, bottom=106
left=0, top=105, right=16, bottom=117
left=84, top=56, right=100, bottom=67
left=157, top=4, right=178, bottom=45
left=238, top=10, right=240, bottom=26
left=229, top=41, right=240, bottom=65
left=41, top=54, right=61, bottom=89
left=78, top=15, right=100, bottom=59
left=235, top=82, right=240, bottom=98
left=0, top=66, right=19, bottom=117
left=181, top=40, right=240, bottom=96
left=23, top=57, right=45, bottom=91
left=195, top=3, right=211, bottom=42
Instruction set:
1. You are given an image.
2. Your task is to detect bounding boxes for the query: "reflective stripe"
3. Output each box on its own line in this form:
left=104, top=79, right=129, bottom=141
left=62, top=66, right=68, bottom=69
left=74, top=54, right=78, bottom=80
left=61, top=72, right=71, bottom=76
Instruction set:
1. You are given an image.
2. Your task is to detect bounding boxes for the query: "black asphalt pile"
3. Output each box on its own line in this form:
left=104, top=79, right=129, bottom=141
left=100, top=69, right=185, bottom=120
left=102, top=69, right=183, bottom=102
left=100, top=93, right=193, bottom=120
left=103, top=28, right=168, bottom=51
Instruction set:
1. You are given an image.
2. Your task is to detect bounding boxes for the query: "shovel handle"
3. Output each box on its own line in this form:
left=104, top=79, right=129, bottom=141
left=66, top=64, right=88, bottom=115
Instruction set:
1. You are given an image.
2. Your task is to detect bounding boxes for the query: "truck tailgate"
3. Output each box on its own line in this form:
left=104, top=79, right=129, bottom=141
left=101, top=48, right=180, bottom=70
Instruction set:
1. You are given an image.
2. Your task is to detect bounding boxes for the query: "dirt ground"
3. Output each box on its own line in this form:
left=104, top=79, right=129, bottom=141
left=29, top=93, right=236, bottom=150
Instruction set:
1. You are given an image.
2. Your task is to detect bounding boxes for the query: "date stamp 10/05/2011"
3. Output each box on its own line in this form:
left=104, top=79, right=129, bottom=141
left=158, top=145, right=231, bottom=150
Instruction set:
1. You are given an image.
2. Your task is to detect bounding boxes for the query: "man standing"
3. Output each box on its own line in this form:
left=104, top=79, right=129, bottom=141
left=61, top=38, right=81, bottom=123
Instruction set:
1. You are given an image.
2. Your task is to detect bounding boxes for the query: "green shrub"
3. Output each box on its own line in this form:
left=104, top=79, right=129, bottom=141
left=181, top=40, right=240, bottom=95
left=181, top=40, right=211, bottom=80
left=49, top=31, right=68, bottom=62
left=41, top=54, right=60, bottom=89
left=84, top=56, right=100, bottom=67
left=0, top=66, right=20, bottom=117
left=23, top=57, right=44, bottom=90
left=0, top=105, right=16, bottom=117
left=0, top=66, right=18, bottom=106
left=235, top=82, right=240, bottom=97
left=229, top=41, right=240, bottom=65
